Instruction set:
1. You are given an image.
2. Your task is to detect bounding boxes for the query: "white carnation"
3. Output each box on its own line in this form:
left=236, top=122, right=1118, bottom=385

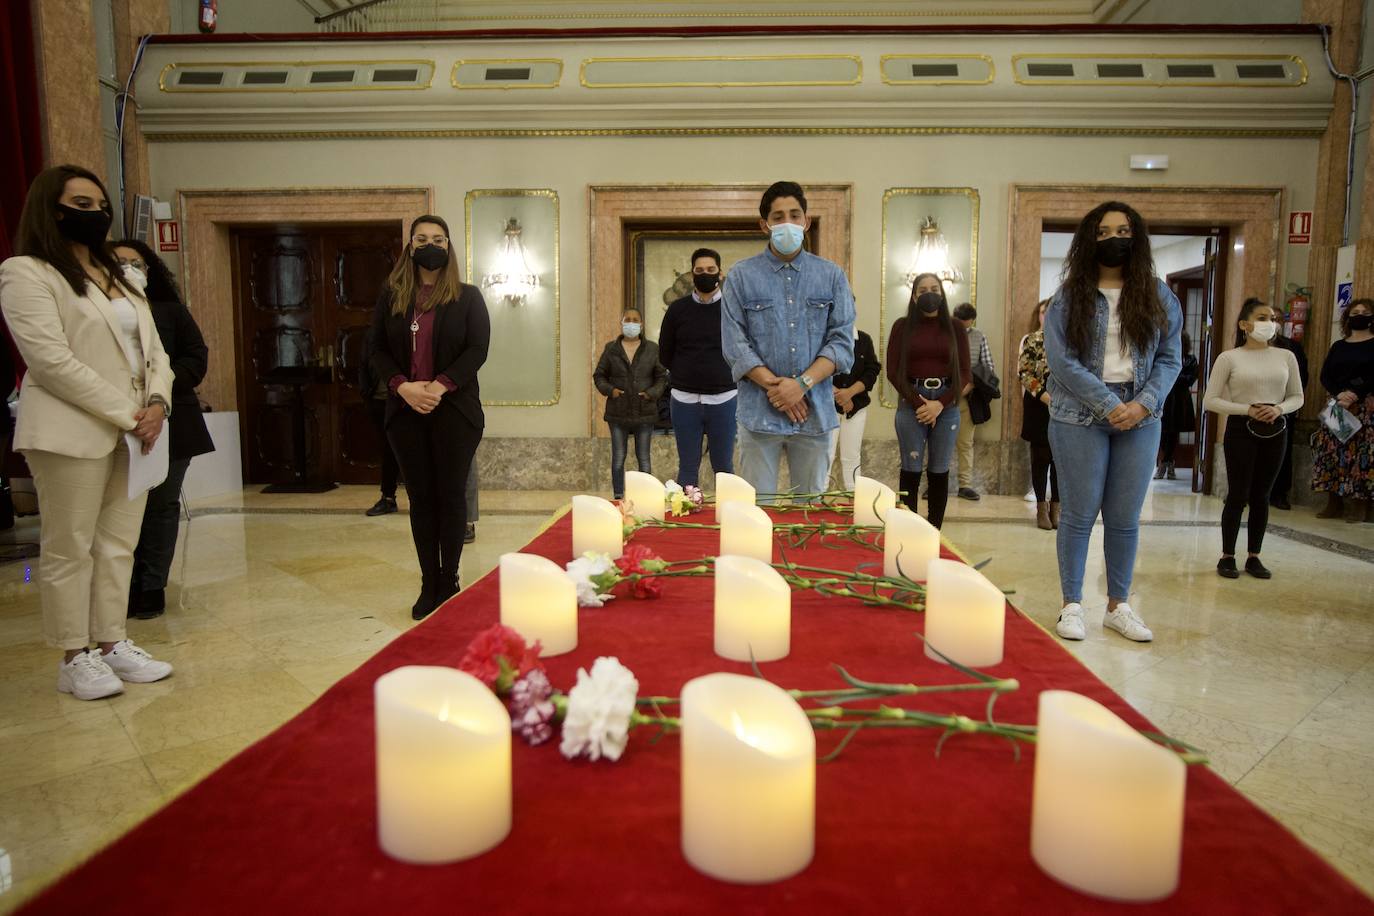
left=565, top=552, right=617, bottom=608
left=559, top=656, right=640, bottom=762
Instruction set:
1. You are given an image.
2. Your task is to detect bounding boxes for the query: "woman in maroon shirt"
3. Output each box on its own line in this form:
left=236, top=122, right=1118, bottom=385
left=886, top=272, right=971, bottom=529
left=369, top=215, right=490, bottom=620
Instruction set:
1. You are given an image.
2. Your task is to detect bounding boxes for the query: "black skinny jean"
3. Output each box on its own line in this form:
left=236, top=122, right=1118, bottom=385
left=387, top=407, right=481, bottom=591
left=1030, top=443, right=1059, bottom=502
left=1221, top=418, right=1286, bottom=556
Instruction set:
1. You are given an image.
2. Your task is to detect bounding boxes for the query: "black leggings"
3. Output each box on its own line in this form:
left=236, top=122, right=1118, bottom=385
left=1030, top=443, right=1059, bottom=502
left=387, top=407, right=482, bottom=587
left=1221, top=419, right=1286, bottom=555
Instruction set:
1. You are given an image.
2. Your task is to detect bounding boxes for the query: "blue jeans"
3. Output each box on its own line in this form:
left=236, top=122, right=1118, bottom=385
left=609, top=422, right=653, bottom=499
left=1048, top=389, right=1161, bottom=603
left=670, top=396, right=737, bottom=487
left=893, top=386, right=960, bottom=473
left=736, top=424, right=831, bottom=504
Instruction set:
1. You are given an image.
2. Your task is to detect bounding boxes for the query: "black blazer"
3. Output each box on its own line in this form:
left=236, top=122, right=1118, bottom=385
left=368, top=283, right=491, bottom=430
left=832, top=329, right=881, bottom=417
left=149, top=299, right=214, bottom=461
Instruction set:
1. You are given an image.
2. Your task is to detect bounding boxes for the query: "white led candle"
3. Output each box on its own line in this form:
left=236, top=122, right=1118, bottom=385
left=883, top=506, right=940, bottom=580
left=923, top=558, right=1005, bottom=668
left=499, top=552, right=577, bottom=656
left=681, top=672, right=815, bottom=884
left=853, top=474, right=896, bottom=527
left=713, top=554, right=790, bottom=662
left=1031, top=690, right=1186, bottom=902
left=572, top=494, right=623, bottom=559
left=718, top=502, right=774, bottom=563
left=714, top=473, right=756, bottom=513
left=624, top=471, right=666, bottom=521
left=375, top=666, right=511, bottom=864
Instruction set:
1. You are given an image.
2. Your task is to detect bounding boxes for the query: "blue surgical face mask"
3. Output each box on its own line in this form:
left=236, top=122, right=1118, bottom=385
left=622, top=322, right=642, bottom=339
left=769, top=222, right=805, bottom=256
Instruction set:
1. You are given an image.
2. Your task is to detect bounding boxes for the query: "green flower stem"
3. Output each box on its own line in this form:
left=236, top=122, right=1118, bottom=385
left=629, top=710, right=680, bottom=729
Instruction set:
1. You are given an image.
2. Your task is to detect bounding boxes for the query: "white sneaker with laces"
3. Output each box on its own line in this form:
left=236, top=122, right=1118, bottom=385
left=102, top=640, right=174, bottom=683
left=1104, top=603, right=1153, bottom=642
left=1023, top=489, right=1036, bottom=503
left=57, top=651, right=123, bottom=700
left=1055, top=603, right=1086, bottom=641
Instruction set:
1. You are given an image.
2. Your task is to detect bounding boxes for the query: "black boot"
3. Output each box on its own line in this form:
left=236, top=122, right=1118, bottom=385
left=412, top=580, right=438, bottom=621
left=898, top=470, right=922, bottom=513
left=926, top=472, right=950, bottom=529
left=435, top=569, right=460, bottom=606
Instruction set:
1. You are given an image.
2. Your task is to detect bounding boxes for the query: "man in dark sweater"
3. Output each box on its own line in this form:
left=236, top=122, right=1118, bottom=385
left=658, top=248, right=738, bottom=487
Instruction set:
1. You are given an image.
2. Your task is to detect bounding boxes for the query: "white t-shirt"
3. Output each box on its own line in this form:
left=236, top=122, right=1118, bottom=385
left=108, top=297, right=145, bottom=378
left=1100, top=288, right=1133, bottom=383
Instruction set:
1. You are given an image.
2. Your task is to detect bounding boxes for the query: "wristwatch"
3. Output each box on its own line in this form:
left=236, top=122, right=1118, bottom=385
left=797, top=374, right=814, bottom=391
left=148, top=394, right=171, bottom=417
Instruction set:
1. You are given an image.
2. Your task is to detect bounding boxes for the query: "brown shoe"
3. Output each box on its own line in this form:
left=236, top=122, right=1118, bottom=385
left=1036, top=501, right=1053, bottom=530
left=1049, top=501, right=1061, bottom=529
left=1316, top=493, right=1344, bottom=519
left=1348, top=498, right=1370, bottom=524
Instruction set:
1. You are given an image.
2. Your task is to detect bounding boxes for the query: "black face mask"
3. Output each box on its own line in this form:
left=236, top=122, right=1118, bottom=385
left=1096, top=236, right=1133, bottom=268
left=693, top=272, right=720, bottom=294
left=55, top=204, right=112, bottom=249
left=915, top=292, right=942, bottom=315
left=412, top=244, right=449, bottom=272
left=1350, top=314, right=1373, bottom=332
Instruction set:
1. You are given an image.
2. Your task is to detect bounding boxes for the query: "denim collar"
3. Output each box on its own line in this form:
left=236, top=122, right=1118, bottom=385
left=764, top=245, right=807, bottom=273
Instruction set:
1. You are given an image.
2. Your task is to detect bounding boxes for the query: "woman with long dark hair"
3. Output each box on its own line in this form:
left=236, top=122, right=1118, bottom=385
left=1045, top=201, right=1182, bottom=644
left=0, top=165, right=175, bottom=699
left=884, top=272, right=970, bottom=528
left=1018, top=298, right=1059, bottom=530
left=112, top=238, right=215, bottom=618
left=1312, top=299, right=1374, bottom=521
left=1202, top=297, right=1303, bottom=578
left=368, top=214, right=490, bottom=620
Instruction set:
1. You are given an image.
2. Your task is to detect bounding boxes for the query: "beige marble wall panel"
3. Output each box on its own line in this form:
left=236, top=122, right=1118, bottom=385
left=176, top=187, right=433, bottom=413
left=32, top=0, right=103, bottom=169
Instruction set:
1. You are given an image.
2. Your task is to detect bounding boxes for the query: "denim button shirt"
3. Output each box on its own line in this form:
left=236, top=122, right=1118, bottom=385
left=1043, top=277, right=1183, bottom=426
left=721, top=247, right=856, bottom=436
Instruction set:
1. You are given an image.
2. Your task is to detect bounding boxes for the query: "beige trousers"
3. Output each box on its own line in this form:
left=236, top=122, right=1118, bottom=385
left=24, top=444, right=147, bottom=650
left=955, top=400, right=975, bottom=488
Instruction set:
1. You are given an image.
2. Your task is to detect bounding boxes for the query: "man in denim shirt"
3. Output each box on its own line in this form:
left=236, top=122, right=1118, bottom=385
left=721, top=181, right=855, bottom=500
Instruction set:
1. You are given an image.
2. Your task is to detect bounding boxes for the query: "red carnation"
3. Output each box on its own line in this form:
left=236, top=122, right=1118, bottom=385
left=615, top=545, right=667, bottom=600
left=460, top=623, right=544, bottom=693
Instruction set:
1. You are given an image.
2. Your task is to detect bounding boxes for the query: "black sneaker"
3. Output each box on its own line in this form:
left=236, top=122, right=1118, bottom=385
left=1270, top=497, right=1292, bottom=510
left=1245, top=557, right=1272, bottom=579
left=464, top=522, right=476, bottom=544
left=1217, top=557, right=1240, bottom=579
left=366, top=496, right=398, bottom=517
left=957, top=487, right=980, bottom=501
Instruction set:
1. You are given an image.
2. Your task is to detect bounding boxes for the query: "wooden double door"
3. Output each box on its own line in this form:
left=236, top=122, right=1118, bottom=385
left=234, top=223, right=402, bottom=486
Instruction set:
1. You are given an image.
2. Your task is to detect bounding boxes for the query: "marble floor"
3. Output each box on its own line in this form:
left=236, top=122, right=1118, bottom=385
left=0, top=480, right=1371, bottom=910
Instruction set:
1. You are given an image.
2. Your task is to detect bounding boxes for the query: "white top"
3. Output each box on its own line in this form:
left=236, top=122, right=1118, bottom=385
left=1202, top=345, right=1305, bottom=417
left=671, top=389, right=737, bottom=405
left=1100, top=288, right=1133, bottom=383
left=108, top=297, right=145, bottom=378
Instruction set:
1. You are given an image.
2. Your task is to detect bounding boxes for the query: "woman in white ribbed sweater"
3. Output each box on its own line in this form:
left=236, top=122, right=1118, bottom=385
left=1202, top=298, right=1305, bottom=579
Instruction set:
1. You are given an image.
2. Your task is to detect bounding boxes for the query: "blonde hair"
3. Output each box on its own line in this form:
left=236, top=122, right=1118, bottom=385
left=387, top=214, right=463, bottom=315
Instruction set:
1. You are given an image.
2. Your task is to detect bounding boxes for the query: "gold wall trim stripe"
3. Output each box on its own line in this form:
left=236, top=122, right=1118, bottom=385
left=145, top=125, right=1325, bottom=142
left=879, top=54, right=995, bottom=86
left=579, top=54, right=862, bottom=89
left=451, top=58, right=563, bottom=90
left=158, top=59, right=436, bottom=93
left=465, top=189, right=562, bottom=407
left=336, top=7, right=1089, bottom=24
left=1010, top=53, right=1309, bottom=88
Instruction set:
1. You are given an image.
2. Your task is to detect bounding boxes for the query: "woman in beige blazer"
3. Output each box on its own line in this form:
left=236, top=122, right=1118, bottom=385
left=0, top=165, right=177, bottom=700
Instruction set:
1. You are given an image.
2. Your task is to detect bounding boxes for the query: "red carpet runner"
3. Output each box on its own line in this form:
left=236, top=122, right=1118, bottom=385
left=22, top=508, right=1373, bottom=914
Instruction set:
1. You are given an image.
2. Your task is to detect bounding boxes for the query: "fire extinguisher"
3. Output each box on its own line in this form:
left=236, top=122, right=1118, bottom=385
left=1284, top=283, right=1311, bottom=341
left=198, top=0, right=217, bottom=33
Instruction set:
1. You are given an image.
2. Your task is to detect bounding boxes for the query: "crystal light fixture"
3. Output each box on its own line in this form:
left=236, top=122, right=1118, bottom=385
left=904, top=215, right=964, bottom=290
left=481, top=218, right=539, bottom=305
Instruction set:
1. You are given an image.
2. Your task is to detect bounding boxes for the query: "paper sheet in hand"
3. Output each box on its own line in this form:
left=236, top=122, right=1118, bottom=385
left=126, top=431, right=169, bottom=500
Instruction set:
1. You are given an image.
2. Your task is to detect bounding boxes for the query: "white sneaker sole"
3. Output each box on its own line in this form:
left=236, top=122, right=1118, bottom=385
left=110, top=663, right=174, bottom=684
left=1055, top=620, right=1086, bottom=641
left=57, top=677, right=124, bottom=701
left=1105, top=621, right=1153, bottom=642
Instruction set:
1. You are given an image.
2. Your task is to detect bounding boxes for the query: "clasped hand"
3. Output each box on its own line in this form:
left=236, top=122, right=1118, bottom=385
left=1248, top=404, right=1282, bottom=423
left=914, top=395, right=943, bottom=425
left=131, top=403, right=165, bottom=455
left=399, top=380, right=447, bottom=414
left=766, top=375, right=808, bottom=424
left=1106, top=400, right=1149, bottom=431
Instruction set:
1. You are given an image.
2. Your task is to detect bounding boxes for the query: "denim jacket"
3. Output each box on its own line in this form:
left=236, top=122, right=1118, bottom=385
left=721, top=247, right=855, bottom=436
left=1044, top=278, right=1182, bottom=426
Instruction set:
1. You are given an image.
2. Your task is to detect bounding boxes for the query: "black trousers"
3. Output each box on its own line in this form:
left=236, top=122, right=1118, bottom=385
left=387, top=407, right=482, bottom=589
left=133, top=457, right=192, bottom=592
left=1221, top=419, right=1286, bottom=555
left=1030, top=443, right=1059, bottom=502
left=1270, top=412, right=1297, bottom=502
left=367, top=396, right=401, bottom=499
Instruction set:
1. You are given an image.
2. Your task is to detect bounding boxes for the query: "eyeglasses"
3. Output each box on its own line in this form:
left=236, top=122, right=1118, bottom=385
left=116, top=257, right=148, bottom=271
left=412, top=235, right=447, bottom=246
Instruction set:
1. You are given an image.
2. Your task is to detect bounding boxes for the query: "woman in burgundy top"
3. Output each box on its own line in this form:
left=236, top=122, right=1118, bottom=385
left=369, top=215, right=491, bottom=620
left=885, top=272, right=971, bottom=529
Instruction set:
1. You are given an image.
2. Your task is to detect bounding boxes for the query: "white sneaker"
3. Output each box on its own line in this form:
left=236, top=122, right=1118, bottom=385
left=1023, top=489, right=1036, bottom=503
left=57, top=652, right=123, bottom=700
left=1055, top=603, right=1086, bottom=640
left=101, top=640, right=173, bottom=683
left=1104, top=603, right=1153, bottom=642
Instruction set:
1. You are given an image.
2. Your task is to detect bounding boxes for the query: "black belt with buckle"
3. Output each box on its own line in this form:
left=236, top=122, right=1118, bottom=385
left=913, top=377, right=949, bottom=390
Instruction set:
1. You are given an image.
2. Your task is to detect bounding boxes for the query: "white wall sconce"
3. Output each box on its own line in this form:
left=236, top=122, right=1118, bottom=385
left=481, top=217, right=539, bottom=305
left=904, top=215, right=963, bottom=290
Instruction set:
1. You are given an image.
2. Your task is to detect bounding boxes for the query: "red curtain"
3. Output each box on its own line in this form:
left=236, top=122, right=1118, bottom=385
left=1, top=0, right=42, bottom=262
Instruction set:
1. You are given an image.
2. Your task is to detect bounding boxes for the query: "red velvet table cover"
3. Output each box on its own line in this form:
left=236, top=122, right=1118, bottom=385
left=22, top=509, right=1373, bottom=915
